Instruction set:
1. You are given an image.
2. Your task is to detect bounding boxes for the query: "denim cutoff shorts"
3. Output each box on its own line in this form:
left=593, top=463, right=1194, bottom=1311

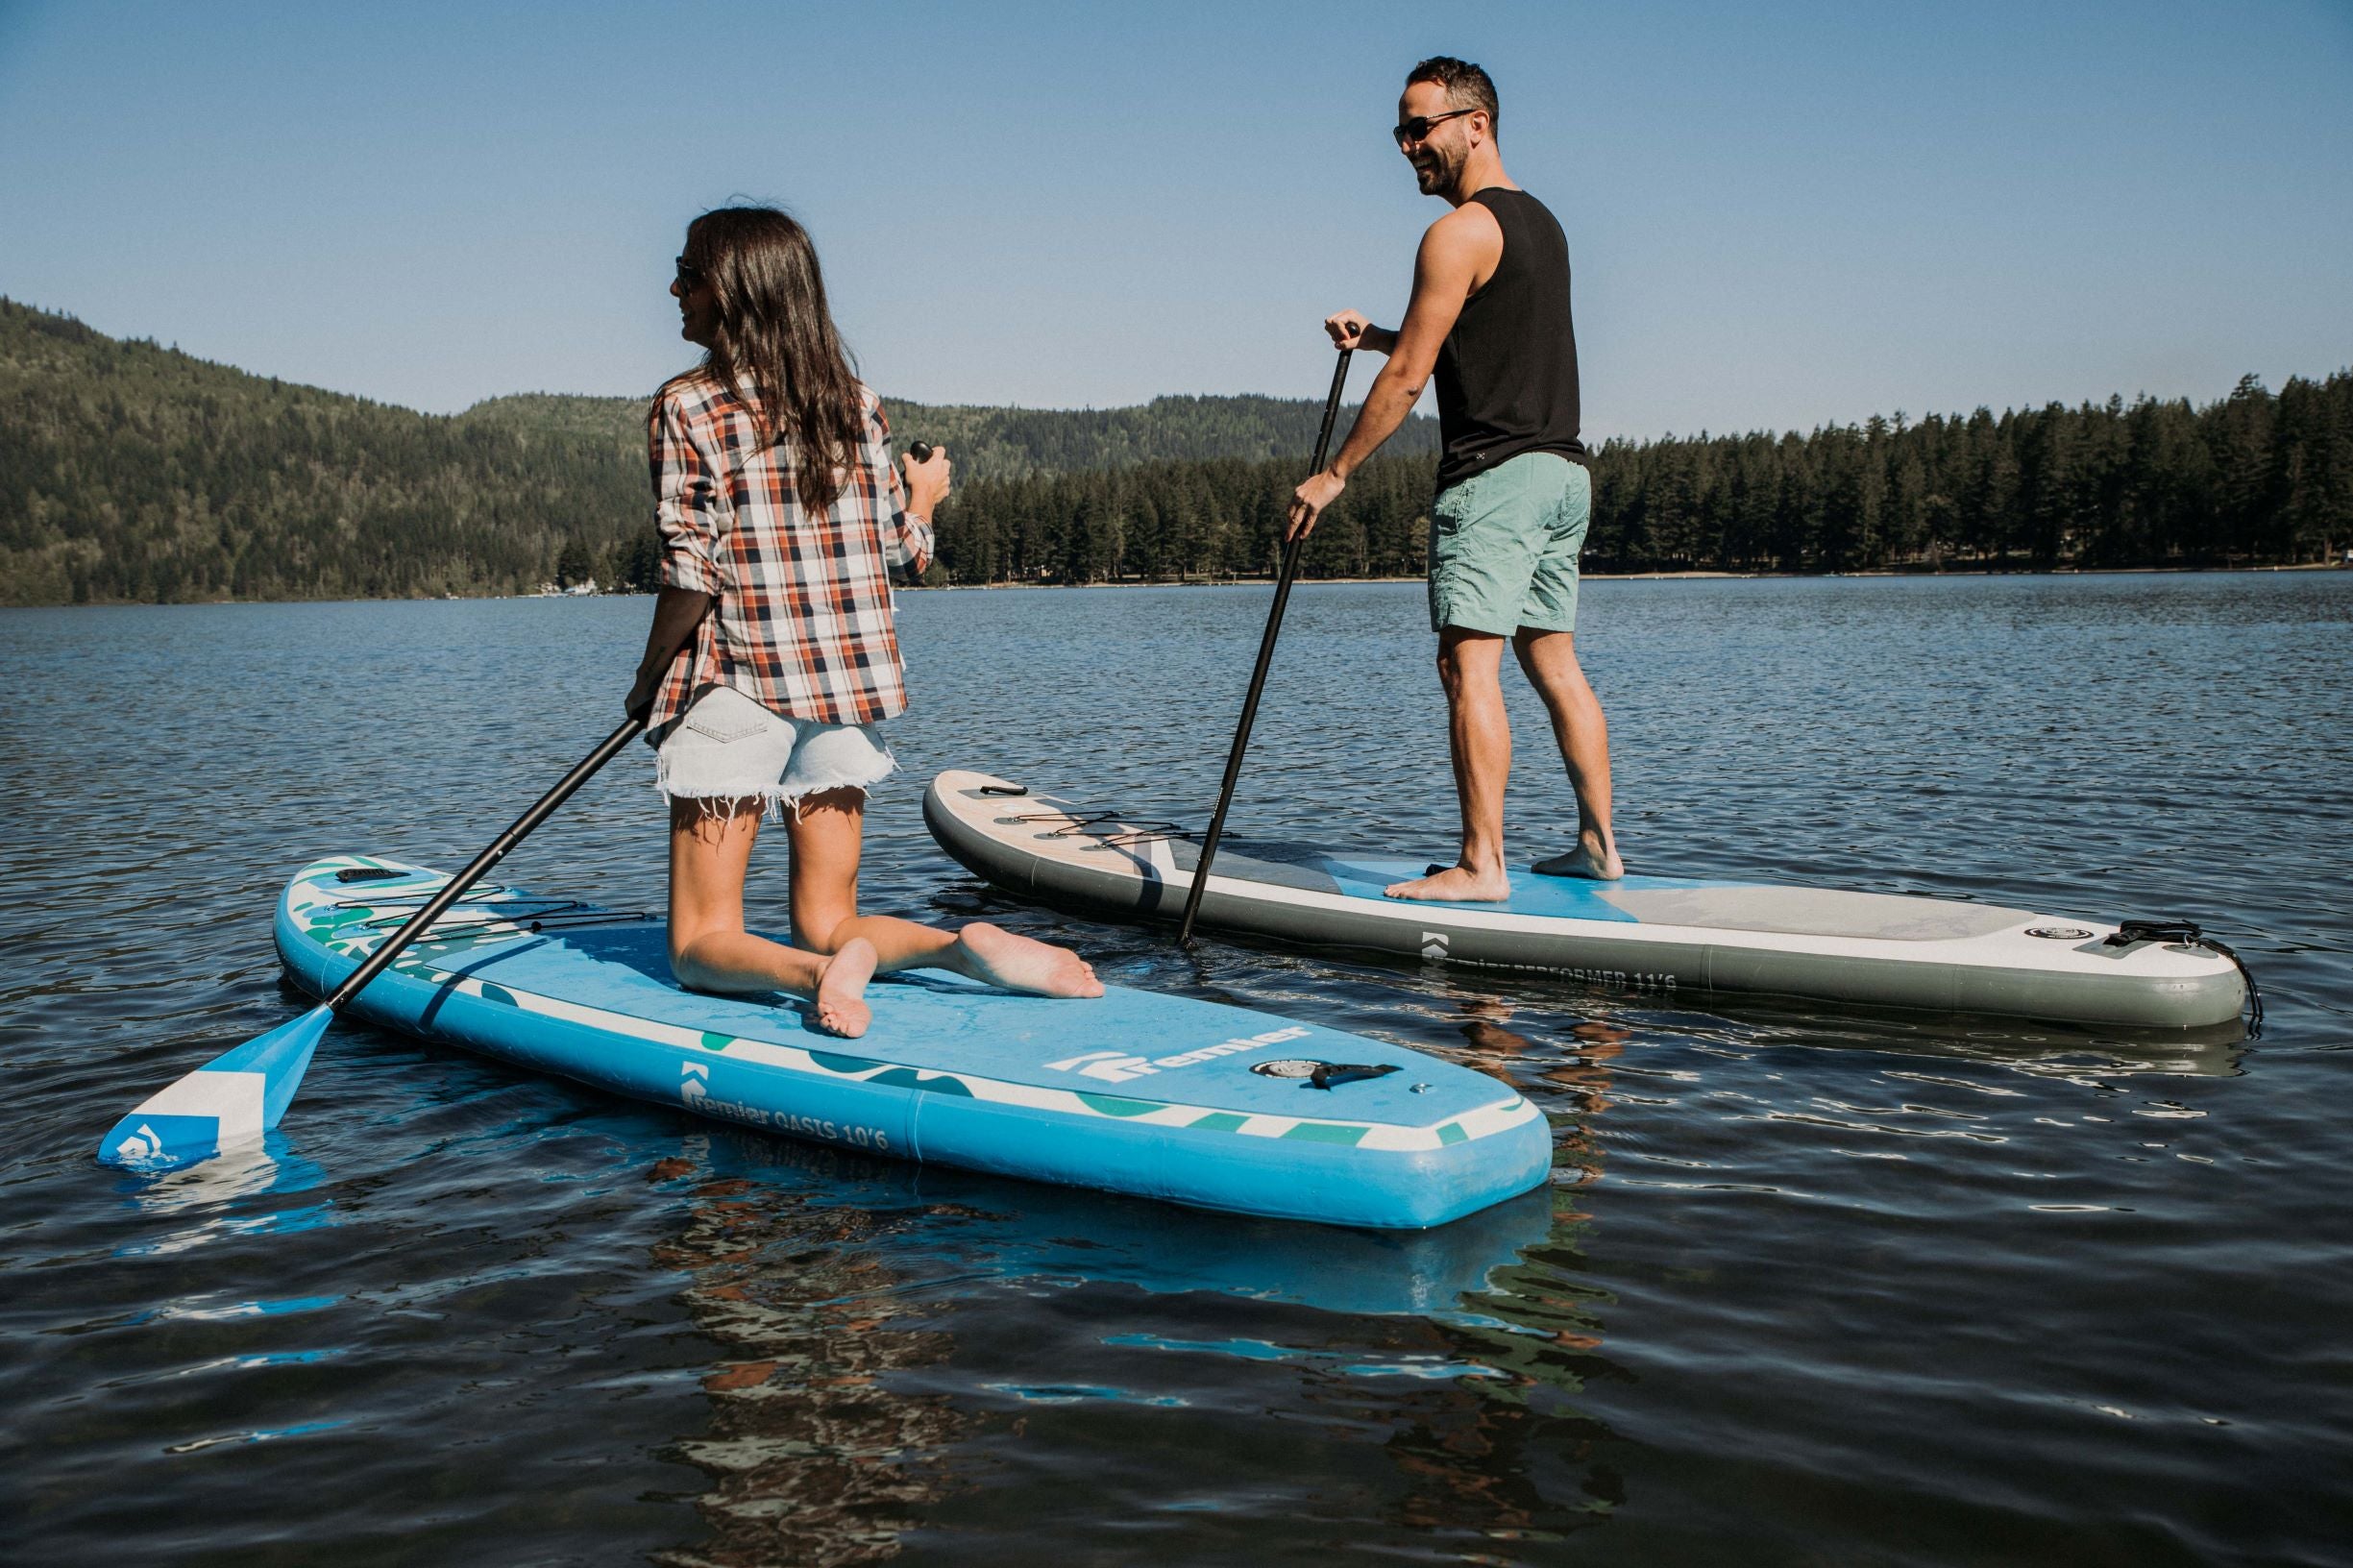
left=1428, top=452, right=1592, bottom=635
left=655, top=684, right=895, bottom=818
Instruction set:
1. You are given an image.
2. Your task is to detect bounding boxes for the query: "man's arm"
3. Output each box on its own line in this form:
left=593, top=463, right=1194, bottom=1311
left=1287, top=207, right=1499, bottom=538
left=876, top=401, right=942, bottom=576
left=895, top=445, right=949, bottom=576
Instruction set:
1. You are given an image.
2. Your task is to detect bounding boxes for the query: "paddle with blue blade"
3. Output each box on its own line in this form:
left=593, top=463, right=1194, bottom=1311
left=97, top=716, right=647, bottom=1171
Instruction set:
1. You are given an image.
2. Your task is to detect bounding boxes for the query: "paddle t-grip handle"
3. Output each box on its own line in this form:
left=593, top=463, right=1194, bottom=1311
left=1177, top=346, right=1354, bottom=946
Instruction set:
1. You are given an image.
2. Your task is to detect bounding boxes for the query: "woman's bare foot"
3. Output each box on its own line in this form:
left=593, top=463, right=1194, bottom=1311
left=952, top=922, right=1104, bottom=997
left=812, top=938, right=877, bottom=1038
left=1385, top=864, right=1512, bottom=902
left=1532, top=831, right=1625, bottom=880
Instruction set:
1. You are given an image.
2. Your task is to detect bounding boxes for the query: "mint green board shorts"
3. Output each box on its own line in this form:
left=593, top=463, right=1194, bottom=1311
left=1428, top=452, right=1592, bottom=635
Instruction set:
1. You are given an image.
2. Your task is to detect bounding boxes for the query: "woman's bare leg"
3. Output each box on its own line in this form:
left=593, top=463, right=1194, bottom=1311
left=667, top=796, right=876, bottom=1038
left=786, top=788, right=1104, bottom=997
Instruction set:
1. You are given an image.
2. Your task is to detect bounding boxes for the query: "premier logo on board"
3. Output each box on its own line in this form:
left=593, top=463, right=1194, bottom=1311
left=1045, top=1025, right=1312, bottom=1085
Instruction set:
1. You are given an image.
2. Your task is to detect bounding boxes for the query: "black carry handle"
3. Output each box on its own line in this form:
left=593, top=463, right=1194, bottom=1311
left=325, top=717, right=645, bottom=1011
left=1177, top=347, right=1354, bottom=947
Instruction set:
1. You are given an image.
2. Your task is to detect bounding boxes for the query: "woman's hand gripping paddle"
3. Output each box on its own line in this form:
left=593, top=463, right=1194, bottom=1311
left=895, top=440, right=941, bottom=588
left=96, top=717, right=647, bottom=1171
left=1177, top=347, right=1353, bottom=947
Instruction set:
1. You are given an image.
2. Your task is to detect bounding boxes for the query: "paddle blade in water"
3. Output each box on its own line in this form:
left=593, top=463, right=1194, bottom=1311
left=96, top=1004, right=333, bottom=1171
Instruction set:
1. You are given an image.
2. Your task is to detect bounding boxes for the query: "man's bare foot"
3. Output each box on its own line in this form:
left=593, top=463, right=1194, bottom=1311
left=1532, top=834, right=1625, bottom=880
left=812, top=938, right=877, bottom=1038
left=1384, top=864, right=1511, bottom=902
left=953, top=922, right=1105, bottom=997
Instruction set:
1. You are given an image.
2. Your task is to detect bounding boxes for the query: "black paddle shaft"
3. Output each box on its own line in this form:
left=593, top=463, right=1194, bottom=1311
left=325, top=717, right=646, bottom=1011
left=1177, top=347, right=1354, bottom=946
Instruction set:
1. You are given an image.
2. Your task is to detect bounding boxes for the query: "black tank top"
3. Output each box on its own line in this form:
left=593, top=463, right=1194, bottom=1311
left=1433, top=188, right=1585, bottom=492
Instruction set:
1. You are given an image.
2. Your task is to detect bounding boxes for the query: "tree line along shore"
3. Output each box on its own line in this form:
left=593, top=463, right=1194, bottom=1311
left=3, top=297, right=2346, bottom=607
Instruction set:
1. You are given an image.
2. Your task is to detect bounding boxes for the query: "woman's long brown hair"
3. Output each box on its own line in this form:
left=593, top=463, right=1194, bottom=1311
left=680, top=206, right=864, bottom=515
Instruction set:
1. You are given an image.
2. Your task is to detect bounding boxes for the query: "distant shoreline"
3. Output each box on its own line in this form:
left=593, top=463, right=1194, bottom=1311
left=9, top=560, right=2346, bottom=611
left=896, top=560, right=2349, bottom=591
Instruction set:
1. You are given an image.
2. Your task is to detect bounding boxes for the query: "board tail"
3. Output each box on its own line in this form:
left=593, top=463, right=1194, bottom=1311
left=95, top=1004, right=332, bottom=1171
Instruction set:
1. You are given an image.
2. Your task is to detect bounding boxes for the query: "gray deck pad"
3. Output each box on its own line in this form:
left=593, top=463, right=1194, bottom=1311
left=1597, top=885, right=2032, bottom=941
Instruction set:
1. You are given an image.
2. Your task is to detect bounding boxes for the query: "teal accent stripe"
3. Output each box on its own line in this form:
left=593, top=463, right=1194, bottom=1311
left=1188, top=1112, right=1248, bottom=1133
left=1436, top=1121, right=1468, bottom=1146
left=866, top=1066, right=975, bottom=1096
left=1078, top=1093, right=1165, bottom=1118
left=1282, top=1121, right=1368, bottom=1146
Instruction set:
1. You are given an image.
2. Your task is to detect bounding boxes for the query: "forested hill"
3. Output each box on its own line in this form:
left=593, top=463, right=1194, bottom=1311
left=928, top=371, right=2351, bottom=588
left=4, top=295, right=2347, bottom=605
left=459, top=390, right=1442, bottom=480
left=0, top=297, right=1434, bottom=604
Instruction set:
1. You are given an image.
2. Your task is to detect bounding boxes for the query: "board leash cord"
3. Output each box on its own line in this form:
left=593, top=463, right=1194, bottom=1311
left=2106, top=919, right=2263, bottom=1035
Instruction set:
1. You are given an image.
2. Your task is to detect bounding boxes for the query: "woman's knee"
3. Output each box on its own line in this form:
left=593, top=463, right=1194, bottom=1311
left=668, top=927, right=713, bottom=987
left=792, top=903, right=857, bottom=954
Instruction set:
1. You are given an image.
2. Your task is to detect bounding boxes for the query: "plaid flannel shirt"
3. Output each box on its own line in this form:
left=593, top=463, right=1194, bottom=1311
left=645, top=369, right=933, bottom=737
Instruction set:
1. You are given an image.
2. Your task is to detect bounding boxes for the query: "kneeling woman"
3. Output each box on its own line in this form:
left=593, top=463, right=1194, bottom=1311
left=624, top=206, right=1100, bottom=1038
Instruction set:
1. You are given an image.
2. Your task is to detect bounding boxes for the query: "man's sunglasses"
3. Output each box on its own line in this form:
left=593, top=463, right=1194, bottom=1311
left=1393, top=107, right=1480, bottom=147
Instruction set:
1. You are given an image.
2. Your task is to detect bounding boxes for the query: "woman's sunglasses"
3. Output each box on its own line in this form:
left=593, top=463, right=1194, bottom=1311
left=1392, top=107, right=1479, bottom=147
left=674, top=256, right=705, bottom=291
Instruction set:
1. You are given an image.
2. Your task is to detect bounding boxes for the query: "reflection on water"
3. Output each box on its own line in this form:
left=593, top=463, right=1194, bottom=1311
left=643, top=1128, right=1600, bottom=1564
left=1394, top=1005, right=1625, bottom=1542
left=121, top=1139, right=293, bottom=1215
left=650, top=1138, right=973, bottom=1567
left=2, top=573, right=2347, bottom=1566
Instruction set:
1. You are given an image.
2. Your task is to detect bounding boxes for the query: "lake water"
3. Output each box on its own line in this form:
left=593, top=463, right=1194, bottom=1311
left=3, top=573, right=2348, bottom=1566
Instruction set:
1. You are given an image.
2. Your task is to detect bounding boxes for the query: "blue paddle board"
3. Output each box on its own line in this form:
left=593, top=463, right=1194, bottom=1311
left=274, top=857, right=1552, bottom=1229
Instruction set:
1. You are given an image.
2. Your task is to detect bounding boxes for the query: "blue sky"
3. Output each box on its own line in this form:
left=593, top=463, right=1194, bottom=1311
left=2, top=0, right=2347, bottom=440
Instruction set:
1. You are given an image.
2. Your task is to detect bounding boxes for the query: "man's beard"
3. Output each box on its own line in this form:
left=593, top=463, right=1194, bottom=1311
left=1413, top=145, right=1459, bottom=193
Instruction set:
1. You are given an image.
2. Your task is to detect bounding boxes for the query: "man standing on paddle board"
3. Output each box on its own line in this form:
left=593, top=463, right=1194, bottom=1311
left=1288, top=57, right=1623, bottom=901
